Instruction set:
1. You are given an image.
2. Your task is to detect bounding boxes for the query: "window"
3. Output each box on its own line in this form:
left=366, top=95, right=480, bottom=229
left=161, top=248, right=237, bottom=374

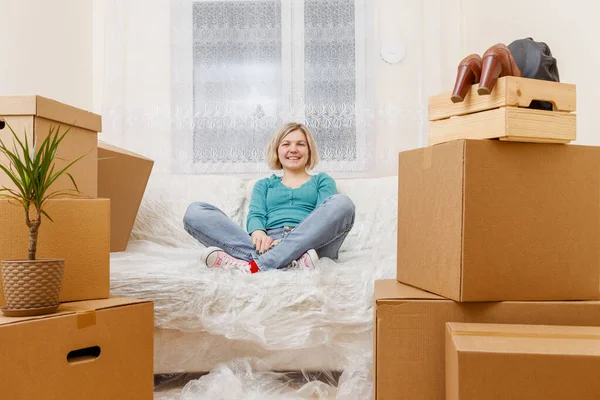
left=171, top=0, right=369, bottom=174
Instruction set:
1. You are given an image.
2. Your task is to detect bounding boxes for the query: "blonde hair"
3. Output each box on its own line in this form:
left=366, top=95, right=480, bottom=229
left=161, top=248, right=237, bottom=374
left=266, top=122, right=319, bottom=170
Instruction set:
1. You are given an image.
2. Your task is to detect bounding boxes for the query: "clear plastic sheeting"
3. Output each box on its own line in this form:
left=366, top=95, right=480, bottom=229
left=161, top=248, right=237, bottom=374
left=153, top=327, right=364, bottom=374
left=110, top=239, right=396, bottom=350
left=154, top=357, right=373, bottom=400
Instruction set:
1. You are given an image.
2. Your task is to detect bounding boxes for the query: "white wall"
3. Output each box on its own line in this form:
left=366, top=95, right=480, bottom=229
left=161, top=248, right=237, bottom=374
left=374, top=0, right=430, bottom=175
left=0, top=0, right=94, bottom=111
left=93, top=0, right=172, bottom=164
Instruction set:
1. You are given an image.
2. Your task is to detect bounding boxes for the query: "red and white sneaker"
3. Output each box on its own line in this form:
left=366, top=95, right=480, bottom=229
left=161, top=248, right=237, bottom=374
left=287, top=249, right=319, bottom=270
left=202, top=247, right=259, bottom=274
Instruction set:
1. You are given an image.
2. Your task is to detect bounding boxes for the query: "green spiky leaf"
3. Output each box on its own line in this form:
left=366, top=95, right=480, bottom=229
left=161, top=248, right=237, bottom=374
left=40, top=209, right=54, bottom=223
left=0, top=122, right=84, bottom=260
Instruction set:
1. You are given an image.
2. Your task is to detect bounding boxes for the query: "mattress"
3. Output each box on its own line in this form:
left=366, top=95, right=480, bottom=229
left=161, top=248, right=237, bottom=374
left=154, top=328, right=369, bottom=374
left=110, top=238, right=397, bottom=373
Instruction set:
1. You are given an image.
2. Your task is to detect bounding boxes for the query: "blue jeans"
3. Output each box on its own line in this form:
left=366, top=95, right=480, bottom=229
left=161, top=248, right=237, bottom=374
left=183, top=194, right=356, bottom=271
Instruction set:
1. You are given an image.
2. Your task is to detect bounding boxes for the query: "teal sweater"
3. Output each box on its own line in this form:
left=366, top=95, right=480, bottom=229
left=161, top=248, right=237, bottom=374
left=246, top=172, right=337, bottom=233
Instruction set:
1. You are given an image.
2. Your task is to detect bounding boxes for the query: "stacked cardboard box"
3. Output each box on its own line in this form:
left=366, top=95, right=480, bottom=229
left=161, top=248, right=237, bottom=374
left=0, top=96, right=154, bottom=399
left=374, top=78, right=600, bottom=399
left=445, top=322, right=600, bottom=400
left=0, top=95, right=109, bottom=304
left=374, top=281, right=600, bottom=399
left=0, top=298, right=154, bottom=399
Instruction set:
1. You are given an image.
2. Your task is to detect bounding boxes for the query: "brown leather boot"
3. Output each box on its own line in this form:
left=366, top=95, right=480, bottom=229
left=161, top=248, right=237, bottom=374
left=451, top=54, right=482, bottom=103
left=478, top=43, right=522, bottom=95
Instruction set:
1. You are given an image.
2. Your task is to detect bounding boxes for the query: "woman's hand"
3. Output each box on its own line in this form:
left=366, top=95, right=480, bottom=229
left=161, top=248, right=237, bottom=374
left=251, top=230, right=274, bottom=254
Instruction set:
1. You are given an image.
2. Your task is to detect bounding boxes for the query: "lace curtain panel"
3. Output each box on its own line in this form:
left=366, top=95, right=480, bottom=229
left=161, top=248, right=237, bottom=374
left=187, top=1, right=284, bottom=167
left=171, top=0, right=369, bottom=174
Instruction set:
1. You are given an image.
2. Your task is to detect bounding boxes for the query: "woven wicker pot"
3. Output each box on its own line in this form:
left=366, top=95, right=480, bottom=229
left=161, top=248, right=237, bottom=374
left=1, top=259, right=64, bottom=317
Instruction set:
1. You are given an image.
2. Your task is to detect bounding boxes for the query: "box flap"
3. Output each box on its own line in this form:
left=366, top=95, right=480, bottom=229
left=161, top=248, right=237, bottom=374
left=0, top=95, right=37, bottom=115
left=0, top=95, right=101, bottom=132
left=0, top=310, right=75, bottom=327
left=447, top=322, right=600, bottom=356
left=98, top=140, right=154, bottom=162
left=97, top=141, right=155, bottom=252
left=375, top=280, right=444, bottom=302
left=447, top=322, right=600, bottom=339
left=0, top=297, right=149, bottom=327
left=59, top=297, right=151, bottom=311
left=36, top=96, right=102, bottom=132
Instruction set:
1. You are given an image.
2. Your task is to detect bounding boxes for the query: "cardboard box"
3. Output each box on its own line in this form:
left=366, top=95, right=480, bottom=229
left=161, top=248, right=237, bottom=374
left=0, top=297, right=154, bottom=400
left=373, top=280, right=600, bottom=400
left=428, top=77, right=577, bottom=145
left=0, top=199, right=110, bottom=305
left=0, top=95, right=102, bottom=198
left=446, top=322, right=600, bottom=400
left=98, top=141, right=154, bottom=252
left=397, top=139, right=600, bottom=302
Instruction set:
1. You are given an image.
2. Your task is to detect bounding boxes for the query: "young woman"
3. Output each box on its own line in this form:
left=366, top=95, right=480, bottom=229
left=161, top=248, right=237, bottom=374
left=183, top=122, right=356, bottom=273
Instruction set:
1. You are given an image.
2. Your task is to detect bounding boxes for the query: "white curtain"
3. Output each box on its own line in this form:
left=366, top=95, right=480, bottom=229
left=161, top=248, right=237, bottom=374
left=97, top=0, right=447, bottom=177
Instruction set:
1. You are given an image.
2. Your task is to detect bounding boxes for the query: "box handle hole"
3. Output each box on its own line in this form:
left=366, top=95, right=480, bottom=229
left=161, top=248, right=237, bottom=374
left=524, top=98, right=557, bottom=111
left=0, top=119, right=5, bottom=130
left=67, top=346, right=101, bottom=364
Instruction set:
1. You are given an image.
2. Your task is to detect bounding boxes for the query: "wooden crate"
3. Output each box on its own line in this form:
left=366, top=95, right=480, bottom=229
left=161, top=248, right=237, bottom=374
left=428, top=77, right=576, bottom=145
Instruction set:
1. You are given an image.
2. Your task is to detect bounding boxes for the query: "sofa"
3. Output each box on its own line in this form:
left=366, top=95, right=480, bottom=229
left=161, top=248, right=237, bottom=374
left=109, top=172, right=398, bottom=383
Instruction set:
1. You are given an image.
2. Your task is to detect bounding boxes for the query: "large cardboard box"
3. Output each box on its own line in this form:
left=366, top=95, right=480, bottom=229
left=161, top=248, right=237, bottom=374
left=373, top=280, right=600, bottom=400
left=98, top=141, right=154, bottom=252
left=0, top=297, right=154, bottom=400
left=0, top=95, right=101, bottom=198
left=0, top=199, right=110, bottom=305
left=445, top=322, right=600, bottom=400
left=397, top=139, right=600, bottom=302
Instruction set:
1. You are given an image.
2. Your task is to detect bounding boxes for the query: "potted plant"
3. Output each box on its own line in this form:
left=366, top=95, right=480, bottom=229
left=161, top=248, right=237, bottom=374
left=0, top=122, right=83, bottom=317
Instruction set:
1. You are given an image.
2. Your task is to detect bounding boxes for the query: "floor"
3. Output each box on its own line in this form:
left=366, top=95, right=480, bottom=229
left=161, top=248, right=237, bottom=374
left=154, top=387, right=339, bottom=400
left=154, top=387, right=182, bottom=400
left=152, top=371, right=342, bottom=399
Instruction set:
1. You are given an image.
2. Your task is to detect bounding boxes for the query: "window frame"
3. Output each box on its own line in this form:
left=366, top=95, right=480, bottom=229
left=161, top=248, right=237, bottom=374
left=170, top=0, right=371, bottom=176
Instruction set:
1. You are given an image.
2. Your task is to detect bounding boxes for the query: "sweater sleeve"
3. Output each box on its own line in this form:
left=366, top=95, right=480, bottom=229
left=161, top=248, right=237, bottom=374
left=316, top=173, right=337, bottom=206
left=246, top=179, right=269, bottom=234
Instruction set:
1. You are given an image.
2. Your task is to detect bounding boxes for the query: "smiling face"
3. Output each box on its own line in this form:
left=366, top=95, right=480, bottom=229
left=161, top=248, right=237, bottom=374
left=277, top=129, right=310, bottom=172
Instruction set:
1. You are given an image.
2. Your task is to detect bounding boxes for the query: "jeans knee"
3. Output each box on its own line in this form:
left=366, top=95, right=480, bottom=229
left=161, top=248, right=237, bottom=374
left=328, top=194, right=355, bottom=218
left=183, top=201, right=214, bottom=225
